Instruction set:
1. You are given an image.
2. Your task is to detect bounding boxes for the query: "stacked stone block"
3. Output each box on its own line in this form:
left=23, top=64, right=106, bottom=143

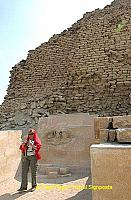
left=0, top=0, right=131, bottom=131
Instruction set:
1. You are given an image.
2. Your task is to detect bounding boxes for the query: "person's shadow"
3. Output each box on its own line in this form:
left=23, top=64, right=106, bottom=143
left=0, top=190, right=30, bottom=200
left=14, top=159, right=22, bottom=182
left=0, top=159, right=92, bottom=200
left=0, top=159, right=29, bottom=200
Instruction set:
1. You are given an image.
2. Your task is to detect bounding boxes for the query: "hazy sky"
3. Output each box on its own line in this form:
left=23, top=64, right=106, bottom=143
left=0, top=0, right=113, bottom=104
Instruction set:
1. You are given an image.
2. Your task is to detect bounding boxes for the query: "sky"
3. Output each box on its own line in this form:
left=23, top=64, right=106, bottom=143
left=0, top=0, right=113, bottom=104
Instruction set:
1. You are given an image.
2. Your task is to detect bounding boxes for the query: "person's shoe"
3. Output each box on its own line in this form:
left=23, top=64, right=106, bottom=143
left=17, top=188, right=27, bottom=192
left=31, top=186, right=36, bottom=192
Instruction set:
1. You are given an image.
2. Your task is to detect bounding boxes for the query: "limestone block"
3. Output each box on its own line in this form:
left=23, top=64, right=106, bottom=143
left=6, top=156, right=21, bottom=176
left=113, top=115, right=131, bottom=128
left=48, top=171, right=58, bottom=179
left=37, top=165, right=46, bottom=174
left=5, top=148, right=17, bottom=157
left=26, top=116, right=36, bottom=126
left=59, top=167, right=69, bottom=175
left=46, top=167, right=60, bottom=175
left=108, top=130, right=117, bottom=142
left=20, top=103, right=27, bottom=110
left=38, top=114, right=95, bottom=168
left=94, top=118, right=100, bottom=139
left=99, top=129, right=108, bottom=143
left=94, top=117, right=110, bottom=140
left=60, top=173, right=72, bottom=177
left=0, top=156, right=7, bottom=177
left=31, top=101, right=37, bottom=109
left=0, top=130, right=22, bottom=181
left=116, top=128, right=131, bottom=142
left=0, top=0, right=131, bottom=138
left=8, top=130, right=22, bottom=147
left=39, top=100, right=46, bottom=107
left=0, top=132, right=9, bottom=147
left=14, top=111, right=27, bottom=126
left=91, top=143, right=131, bottom=200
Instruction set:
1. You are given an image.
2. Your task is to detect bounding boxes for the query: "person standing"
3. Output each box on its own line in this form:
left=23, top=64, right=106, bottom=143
left=17, top=129, right=42, bottom=192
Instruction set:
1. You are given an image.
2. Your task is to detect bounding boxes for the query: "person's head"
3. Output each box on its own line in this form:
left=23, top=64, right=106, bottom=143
left=28, top=129, right=35, bottom=140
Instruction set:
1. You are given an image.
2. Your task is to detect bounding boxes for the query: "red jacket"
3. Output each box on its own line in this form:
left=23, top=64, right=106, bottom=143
left=20, top=130, right=42, bottom=160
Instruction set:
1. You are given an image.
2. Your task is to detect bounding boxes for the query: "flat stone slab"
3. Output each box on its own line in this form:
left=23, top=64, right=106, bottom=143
left=47, top=171, right=58, bottom=179
left=113, top=115, right=131, bottom=128
left=38, top=113, right=95, bottom=170
left=90, top=143, right=131, bottom=200
left=59, top=173, right=72, bottom=177
left=59, top=167, right=69, bottom=175
left=46, top=167, right=60, bottom=175
left=0, top=130, right=22, bottom=181
left=116, top=128, right=131, bottom=143
left=91, top=143, right=131, bottom=148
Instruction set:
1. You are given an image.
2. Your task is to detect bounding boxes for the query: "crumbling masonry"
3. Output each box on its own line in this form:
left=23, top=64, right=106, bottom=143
left=0, top=0, right=131, bottom=132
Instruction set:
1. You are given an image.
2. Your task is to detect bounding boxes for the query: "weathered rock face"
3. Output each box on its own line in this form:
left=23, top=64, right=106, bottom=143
left=0, top=0, right=131, bottom=131
left=91, top=143, right=131, bottom=200
left=0, top=130, right=21, bottom=182
left=37, top=113, right=95, bottom=173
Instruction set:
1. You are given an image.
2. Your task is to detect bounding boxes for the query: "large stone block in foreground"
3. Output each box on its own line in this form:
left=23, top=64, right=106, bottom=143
left=0, top=130, right=22, bottom=181
left=90, top=143, right=131, bottom=200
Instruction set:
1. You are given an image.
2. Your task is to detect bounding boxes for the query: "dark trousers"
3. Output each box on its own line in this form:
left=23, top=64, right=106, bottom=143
left=21, top=155, right=38, bottom=189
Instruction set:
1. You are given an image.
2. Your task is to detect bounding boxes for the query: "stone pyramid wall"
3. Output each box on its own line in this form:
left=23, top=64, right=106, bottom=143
left=0, top=0, right=131, bottom=132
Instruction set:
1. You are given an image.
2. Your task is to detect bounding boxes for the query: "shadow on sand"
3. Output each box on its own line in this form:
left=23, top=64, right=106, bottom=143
left=0, top=160, right=92, bottom=200
left=65, top=176, right=92, bottom=200
left=14, top=159, right=91, bottom=184
left=0, top=190, right=31, bottom=200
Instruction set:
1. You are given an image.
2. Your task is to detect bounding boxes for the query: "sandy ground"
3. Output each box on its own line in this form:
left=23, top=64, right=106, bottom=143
left=0, top=173, right=92, bottom=200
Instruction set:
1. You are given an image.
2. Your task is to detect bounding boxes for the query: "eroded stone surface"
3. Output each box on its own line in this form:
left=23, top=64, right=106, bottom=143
left=99, top=129, right=108, bottom=143
left=94, top=117, right=110, bottom=142
left=0, top=130, right=22, bottom=182
left=91, top=143, right=131, bottom=200
left=117, top=128, right=131, bottom=142
left=113, top=115, right=131, bottom=128
left=38, top=113, right=95, bottom=174
left=0, top=0, right=131, bottom=131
